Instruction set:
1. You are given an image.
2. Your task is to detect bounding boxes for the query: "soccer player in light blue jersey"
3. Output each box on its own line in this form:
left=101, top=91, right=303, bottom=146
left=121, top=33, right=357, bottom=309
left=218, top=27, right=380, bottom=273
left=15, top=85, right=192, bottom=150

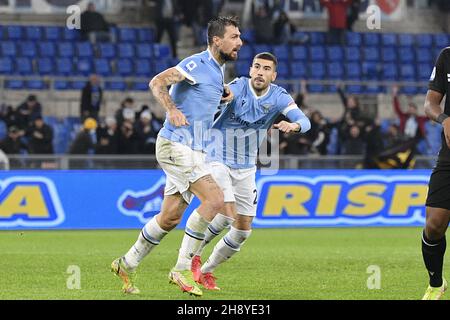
left=191, top=52, right=311, bottom=290
left=111, top=16, right=243, bottom=297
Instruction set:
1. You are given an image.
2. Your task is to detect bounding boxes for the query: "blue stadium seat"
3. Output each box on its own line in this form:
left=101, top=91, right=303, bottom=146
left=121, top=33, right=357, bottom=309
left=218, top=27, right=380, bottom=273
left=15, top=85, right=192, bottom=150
left=38, top=42, right=56, bottom=57
left=0, top=25, right=4, bottom=40
left=253, top=44, right=272, bottom=54
left=238, top=46, right=253, bottom=61
left=309, top=32, right=325, bottom=45
left=0, top=120, right=6, bottom=140
left=119, top=28, right=137, bottom=42
left=382, top=63, right=398, bottom=80
left=381, top=33, right=397, bottom=47
left=16, top=57, right=33, bottom=75
left=1, top=41, right=16, bottom=57
left=54, top=80, right=70, bottom=90
left=134, top=59, right=153, bottom=76
left=346, top=32, right=362, bottom=46
left=76, top=42, right=94, bottom=58
left=307, top=84, right=325, bottom=93
left=94, top=59, right=112, bottom=76
left=399, top=64, right=416, bottom=80
left=37, top=58, right=54, bottom=75
left=25, top=26, right=42, bottom=41
left=136, top=43, right=153, bottom=59
left=116, top=59, right=133, bottom=76
left=327, top=62, right=344, bottom=79
left=398, top=47, right=415, bottom=63
left=273, top=45, right=289, bottom=61
left=71, top=81, right=86, bottom=90
left=44, top=26, right=61, bottom=41
left=398, top=34, right=414, bottom=47
left=345, top=63, right=361, bottom=80
left=56, top=58, right=74, bottom=75
left=291, top=45, right=307, bottom=61
left=137, top=28, right=154, bottom=42
left=345, top=47, right=360, bottom=62
left=401, top=86, right=418, bottom=95
left=6, top=26, right=23, bottom=40
left=362, top=62, right=379, bottom=80
left=363, top=47, right=380, bottom=61
left=309, top=62, right=325, bottom=79
left=290, top=61, right=307, bottom=78
left=26, top=80, right=46, bottom=90
left=98, top=43, right=116, bottom=59
left=153, top=59, right=172, bottom=74
left=5, top=80, right=24, bottom=90
left=132, top=81, right=151, bottom=91
left=235, top=61, right=249, bottom=76
left=381, top=47, right=397, bottom=62
left=433, top=34, right=448, bottom=48
left=276, top=61, right=289, bottom=79
left=415, top=48, right=433, bottom=63
left=309, top=46, right=326, bottom=61
left=417, top=63, right=433, bottom=81
left=19, top=42, right=37, bottom=57
left=75, top=59, right=92, bottom=76
left=240, top=29, right=255, bottom=43
left=118, top=43, right=135, bottom=59
left=365, top=84, right=384, bottom=94
left=105, top=81, right=127, bottom=91
left=425, top=121, right=442, bottom=156
left=416, top=34, right=433, bottom=48
left=346, top=85, right=363, bottom=94
left=153, top=44, right=171, bottom=59
left=57, top=42, right=75, bottom=57
left=0, top=57, right=13, bottom=74
left=327, top=46, right=344, bottom=61
left=63, top=28, right=80, bottom=41
left=363, top=33, right=380, bottom=46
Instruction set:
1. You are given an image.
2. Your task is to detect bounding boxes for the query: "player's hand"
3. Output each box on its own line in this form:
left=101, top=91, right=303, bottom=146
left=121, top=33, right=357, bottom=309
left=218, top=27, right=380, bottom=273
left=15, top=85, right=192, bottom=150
left=168, top=108, right=189, bottom=127
left=273, top=121, right=300, bottom=133
left=221, top=85, right=234, bottom=103
left=443, top=117, right=450, bottom=148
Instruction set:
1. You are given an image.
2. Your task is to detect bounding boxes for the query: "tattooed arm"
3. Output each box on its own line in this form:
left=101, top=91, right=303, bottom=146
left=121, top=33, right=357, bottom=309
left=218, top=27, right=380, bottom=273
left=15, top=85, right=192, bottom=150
left=149, top=67, right=189, bottom=127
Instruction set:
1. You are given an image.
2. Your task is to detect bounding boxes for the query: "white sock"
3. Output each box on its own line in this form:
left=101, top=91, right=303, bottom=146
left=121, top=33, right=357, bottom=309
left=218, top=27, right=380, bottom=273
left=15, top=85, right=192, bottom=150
left=174, top=209, right=210, bottom=271
left=123, top=216, right=168, bottom=271
left=197, top=213, right=235, bottom=256
left=201, top=226, right=252, bottom=274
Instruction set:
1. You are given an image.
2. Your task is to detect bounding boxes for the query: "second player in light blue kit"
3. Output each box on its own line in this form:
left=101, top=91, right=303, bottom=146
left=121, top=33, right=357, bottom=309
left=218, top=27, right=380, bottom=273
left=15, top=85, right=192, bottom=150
left=191, top=52, right=311, bottom=290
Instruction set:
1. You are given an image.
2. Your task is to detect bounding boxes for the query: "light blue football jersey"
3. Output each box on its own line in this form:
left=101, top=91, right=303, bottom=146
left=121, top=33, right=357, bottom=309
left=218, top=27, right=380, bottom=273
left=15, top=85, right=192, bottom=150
left=158, top=49, right=225, bottom=150
left=207, top=77, right=310, bottom=168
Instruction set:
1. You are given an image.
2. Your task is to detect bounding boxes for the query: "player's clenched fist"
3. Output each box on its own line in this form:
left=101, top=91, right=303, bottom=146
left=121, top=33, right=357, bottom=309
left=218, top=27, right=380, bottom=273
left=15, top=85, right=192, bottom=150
left=273, top=121, right=300, bottom=133
left=221, top=85, right=234, bottom=103
left=168, top=108, right=189, bottom=127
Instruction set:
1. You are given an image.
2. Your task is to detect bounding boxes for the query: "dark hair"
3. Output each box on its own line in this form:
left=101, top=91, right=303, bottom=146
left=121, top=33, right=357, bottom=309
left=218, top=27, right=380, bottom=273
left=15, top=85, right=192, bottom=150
left=207, top=16, right=240, bottom=46
left=253, top=52, right=278, bottom=69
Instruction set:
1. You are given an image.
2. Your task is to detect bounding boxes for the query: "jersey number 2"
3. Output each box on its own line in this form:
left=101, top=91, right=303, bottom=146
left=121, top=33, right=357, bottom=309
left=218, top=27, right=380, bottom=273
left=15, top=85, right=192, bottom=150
left=253, top=189, right=258, bottom=205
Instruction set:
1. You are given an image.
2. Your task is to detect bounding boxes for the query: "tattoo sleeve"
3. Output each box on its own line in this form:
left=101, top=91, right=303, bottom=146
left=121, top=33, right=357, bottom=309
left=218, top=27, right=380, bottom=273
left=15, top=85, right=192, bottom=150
left=149, top=67, right=185, bottom=112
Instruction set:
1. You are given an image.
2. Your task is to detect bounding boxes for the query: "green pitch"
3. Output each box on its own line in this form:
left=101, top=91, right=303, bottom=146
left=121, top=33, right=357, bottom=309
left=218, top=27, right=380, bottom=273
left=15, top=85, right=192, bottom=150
left=0, top=227, right=435, bottom=300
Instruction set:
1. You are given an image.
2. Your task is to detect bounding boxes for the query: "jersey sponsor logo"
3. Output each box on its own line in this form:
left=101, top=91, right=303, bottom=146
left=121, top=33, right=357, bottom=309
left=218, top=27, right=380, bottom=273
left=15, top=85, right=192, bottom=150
left=254, top=174, right=428, bottom=226
left=0, top=177, right=65, bottom=227
left=117, top=177, right=165, bottom=223
left=186, top=61, right=197, bottom=72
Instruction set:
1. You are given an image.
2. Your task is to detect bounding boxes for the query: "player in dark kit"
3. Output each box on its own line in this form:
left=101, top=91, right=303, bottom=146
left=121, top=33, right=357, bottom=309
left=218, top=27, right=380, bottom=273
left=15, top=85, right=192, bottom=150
left=422, top=47, right=450, bottom=300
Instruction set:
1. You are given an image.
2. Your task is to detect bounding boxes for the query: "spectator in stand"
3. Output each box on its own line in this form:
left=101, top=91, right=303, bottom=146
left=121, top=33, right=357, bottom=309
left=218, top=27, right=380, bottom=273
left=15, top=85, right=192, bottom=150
left=16, top=95, right=42, bottom=131
left=0, top=104, right=19, bottom=129
left=69, top=117, right=98, bottom=169
left=347, top=0, right=361, bottom=31
left=252, top=2, right=274, bottom=43
left=26, top=116, right=53, bottom=155
left=0, top=126, right=27, bottom=155
left=115, top=97, right=135, bottom=127
left=118, top=109, right=139, bottom=154
left=307, top=110, right=331, bottom=155
left=135, top=110, right=158, bottom=154
left=320, top=0, right=352, bottom=45
left=392, top=85, right=428, bottom=141
left=96, top=116, right=119, bottom=155
left=154, top=0, right=182, bottom=58
left=80, top=74, right=103, bottom=121
left=272, top=10, right=297, bottom=44
left=80, top=2, right=112, bottom=43
left=341, top=125, right=365, bottom=155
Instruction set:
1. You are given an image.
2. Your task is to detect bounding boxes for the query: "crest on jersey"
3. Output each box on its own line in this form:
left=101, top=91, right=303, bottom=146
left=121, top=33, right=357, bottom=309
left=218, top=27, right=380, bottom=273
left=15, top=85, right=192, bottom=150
left=262, top=104, right=272, bottom=114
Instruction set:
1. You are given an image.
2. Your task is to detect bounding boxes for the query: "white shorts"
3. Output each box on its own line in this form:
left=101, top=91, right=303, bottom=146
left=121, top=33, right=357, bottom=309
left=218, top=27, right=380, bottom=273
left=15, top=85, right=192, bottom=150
left=156, top=136, right=211, bottom=203
left=210, top=161, right=257, bottom=216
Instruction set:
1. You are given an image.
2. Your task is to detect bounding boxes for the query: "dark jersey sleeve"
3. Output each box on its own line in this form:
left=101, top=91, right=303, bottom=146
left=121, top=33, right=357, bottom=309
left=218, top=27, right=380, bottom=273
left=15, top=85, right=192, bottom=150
left=429, top=49, right=448, bottom=94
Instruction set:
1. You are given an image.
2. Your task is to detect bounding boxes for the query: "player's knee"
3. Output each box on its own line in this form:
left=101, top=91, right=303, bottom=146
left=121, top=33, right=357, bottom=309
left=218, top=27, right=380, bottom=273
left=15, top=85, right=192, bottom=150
left=159, top=215, right=181, bottom=230
left=205, top=192, right=224, bottom=214
left=425, top=221, right=446, bottom=241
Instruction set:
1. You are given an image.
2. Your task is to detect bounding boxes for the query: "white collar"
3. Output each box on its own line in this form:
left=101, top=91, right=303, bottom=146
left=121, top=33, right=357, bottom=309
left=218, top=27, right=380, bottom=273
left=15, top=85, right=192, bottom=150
left=248, top=78, right=270, bottom=99
left=207, top=48, right=222, bottom=68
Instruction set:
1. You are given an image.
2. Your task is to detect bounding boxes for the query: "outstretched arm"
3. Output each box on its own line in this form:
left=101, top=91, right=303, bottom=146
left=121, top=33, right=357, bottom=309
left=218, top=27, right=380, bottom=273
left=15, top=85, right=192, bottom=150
left=149, top=67, right=189, bottom=127
left=274, top=104, right=311, bottom=133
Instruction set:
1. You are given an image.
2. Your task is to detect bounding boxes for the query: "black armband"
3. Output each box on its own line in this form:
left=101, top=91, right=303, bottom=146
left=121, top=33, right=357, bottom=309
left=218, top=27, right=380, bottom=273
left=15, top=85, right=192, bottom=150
left=437, top=113, right=449, bottom=124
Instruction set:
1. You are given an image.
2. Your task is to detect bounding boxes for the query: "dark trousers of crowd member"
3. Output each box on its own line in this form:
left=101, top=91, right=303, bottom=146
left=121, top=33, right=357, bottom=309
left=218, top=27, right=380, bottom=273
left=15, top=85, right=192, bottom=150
left=327, top=27, right=346, bottom=46
left=156, top=17, right=178, bottom=58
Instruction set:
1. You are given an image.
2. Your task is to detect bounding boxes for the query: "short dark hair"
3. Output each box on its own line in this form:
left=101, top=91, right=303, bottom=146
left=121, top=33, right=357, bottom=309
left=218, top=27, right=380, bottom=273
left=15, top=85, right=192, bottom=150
left=253, top=52, right=278, bottom=69
left=207, top=16, right=240, bottom=46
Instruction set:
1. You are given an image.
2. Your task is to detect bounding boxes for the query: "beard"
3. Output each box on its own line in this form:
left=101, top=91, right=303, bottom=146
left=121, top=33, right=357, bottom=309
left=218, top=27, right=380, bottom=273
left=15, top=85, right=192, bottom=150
left=219, top=50, right=237, bottom=62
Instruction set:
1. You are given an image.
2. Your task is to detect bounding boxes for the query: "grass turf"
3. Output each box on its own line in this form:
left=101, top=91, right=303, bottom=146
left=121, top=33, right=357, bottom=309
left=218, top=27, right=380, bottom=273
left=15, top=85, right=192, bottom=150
left=0, top=227, right=435, bottom=300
